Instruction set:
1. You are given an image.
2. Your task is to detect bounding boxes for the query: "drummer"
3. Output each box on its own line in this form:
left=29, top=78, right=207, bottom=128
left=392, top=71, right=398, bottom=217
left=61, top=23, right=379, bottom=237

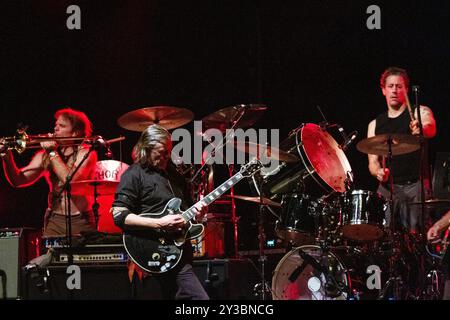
left=367, top=67, right=436, bottom=232
left=0, top=108, right=98, bottom=238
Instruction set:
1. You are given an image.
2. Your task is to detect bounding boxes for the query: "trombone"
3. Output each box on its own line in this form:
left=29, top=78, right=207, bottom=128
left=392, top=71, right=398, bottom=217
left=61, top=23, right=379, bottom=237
left=1, top=129, right=89, bottom=154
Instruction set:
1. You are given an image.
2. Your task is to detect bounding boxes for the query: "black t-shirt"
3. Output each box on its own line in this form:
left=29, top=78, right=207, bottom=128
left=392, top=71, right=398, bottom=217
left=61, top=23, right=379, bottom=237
left=112, top=163, right=191, bottom=216
left=375, top=109, right=420, bottom=184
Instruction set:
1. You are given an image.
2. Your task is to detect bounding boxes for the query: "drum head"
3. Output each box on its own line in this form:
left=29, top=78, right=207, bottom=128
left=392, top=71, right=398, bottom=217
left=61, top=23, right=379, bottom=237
left=95, top=160, right=129, bottom=182
left=300, top=123, right=352, bottom=193
left=272, top=245, right=349, bottom=300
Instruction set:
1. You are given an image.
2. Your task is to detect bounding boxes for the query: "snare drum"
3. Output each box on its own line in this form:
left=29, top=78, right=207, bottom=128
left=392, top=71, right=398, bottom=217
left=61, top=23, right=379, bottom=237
left=339, top=190, right=386, bottom=241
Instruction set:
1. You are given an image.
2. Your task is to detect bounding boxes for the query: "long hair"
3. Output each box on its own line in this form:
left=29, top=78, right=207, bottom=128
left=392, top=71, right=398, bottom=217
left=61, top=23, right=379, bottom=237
left=132, top=124, right=172, bottom=167
left=380, top=66, right=410, bottom=89
left=55, top=108, right=93, bottom=138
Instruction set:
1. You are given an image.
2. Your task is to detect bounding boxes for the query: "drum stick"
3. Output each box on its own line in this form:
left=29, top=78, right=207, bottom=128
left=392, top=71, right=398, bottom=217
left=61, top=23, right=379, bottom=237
left=405, top=93, right=415, bottom=121
left=380, top=156, right=387, bottom=185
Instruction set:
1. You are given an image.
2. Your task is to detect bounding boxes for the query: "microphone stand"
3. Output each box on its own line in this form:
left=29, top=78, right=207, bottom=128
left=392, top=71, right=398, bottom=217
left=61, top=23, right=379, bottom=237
left=414, top=86, right=427, bottom=235
left=414, top=86, right=428, bottom=296
left=54, top=140, right=98, bottom=281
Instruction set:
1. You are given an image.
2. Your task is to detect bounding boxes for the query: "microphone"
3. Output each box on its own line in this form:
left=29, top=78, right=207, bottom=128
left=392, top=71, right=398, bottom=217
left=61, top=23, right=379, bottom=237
left=339, top=131, right=358, bottom=151
left=92, top=135, right=113, bottom=158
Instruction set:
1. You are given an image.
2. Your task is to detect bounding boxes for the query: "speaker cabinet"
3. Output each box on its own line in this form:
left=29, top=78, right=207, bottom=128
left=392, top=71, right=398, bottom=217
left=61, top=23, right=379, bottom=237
left=22, top=263, right=134, bottom=300
left=193, top=259, right=259, bottom=299
left=22, top=259, right=259, bottom=300
left=0, top=228, right=39, bottom=299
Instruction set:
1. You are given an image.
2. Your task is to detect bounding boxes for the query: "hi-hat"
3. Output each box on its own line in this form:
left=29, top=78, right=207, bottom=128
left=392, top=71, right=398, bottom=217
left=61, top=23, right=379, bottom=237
left=117, top=106, right=194, bottom=131
left=224, top=194, right=281, bottom=207
left=70, top=180, right=119, bottom=197
left=356, top=134, right=420, bottom=156
left=234, top=141, right=299, bottom=163
left=202, top=104, right=267, bottom=132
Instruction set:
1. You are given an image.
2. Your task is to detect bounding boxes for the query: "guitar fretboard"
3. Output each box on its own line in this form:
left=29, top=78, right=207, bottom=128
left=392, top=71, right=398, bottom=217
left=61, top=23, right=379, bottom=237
left=182, top=172, right=244, bottom=221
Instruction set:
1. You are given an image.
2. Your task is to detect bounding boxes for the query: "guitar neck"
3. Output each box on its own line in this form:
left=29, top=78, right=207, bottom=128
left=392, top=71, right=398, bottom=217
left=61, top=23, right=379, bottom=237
left=182, top=171, right=244, bottom=221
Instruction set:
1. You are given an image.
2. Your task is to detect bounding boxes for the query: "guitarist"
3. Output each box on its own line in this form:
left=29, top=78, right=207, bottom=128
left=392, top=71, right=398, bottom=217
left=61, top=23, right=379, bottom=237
left=112, top=124, right=209, bottom=300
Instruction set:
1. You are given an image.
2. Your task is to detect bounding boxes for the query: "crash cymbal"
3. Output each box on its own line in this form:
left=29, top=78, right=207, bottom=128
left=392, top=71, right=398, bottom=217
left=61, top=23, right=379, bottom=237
left=356, top=134, right=420, bottom=156
left=117, top=106, right=194, bottom=131
left=70, top=180, right=119, bottom=197
left=202, top=104, right=267, bottom=132
left=234, top=141, right=299, bottom=163
left=224, top=194, right=281, bottom=207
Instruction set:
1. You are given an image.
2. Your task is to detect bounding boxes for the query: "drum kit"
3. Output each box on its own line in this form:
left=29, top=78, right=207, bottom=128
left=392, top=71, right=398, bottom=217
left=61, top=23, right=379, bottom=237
left=43, top=103, right=443, bottom=300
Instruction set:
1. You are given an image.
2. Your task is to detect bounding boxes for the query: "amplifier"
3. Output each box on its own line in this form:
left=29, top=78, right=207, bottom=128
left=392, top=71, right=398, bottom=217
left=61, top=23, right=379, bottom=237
left=55, top=252, right=127, bottom=264
left=193, top=259, right=260, bottom=299
left=0, top=228, right=40, bottom=299
left=51, top=244, right=128, bottom=265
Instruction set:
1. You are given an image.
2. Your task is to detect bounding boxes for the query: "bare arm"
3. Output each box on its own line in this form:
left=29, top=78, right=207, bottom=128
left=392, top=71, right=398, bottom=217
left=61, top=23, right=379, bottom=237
left=427, top=210, right=450, bottom=242
left=367, top=119, right=389, bottom=182
left=2, top=150, right=45, bottom=187
left=410, top=106, right=437, bottom=138
left=48, top=146, right=97, bottom=184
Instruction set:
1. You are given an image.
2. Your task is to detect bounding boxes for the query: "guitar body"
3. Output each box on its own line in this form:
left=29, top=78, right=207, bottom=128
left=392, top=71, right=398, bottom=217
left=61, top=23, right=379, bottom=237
left=123, top=198, right=205, bottom=274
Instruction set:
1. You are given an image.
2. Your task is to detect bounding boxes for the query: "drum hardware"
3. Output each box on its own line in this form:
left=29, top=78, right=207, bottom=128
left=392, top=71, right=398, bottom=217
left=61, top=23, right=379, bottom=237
left=356, top=131, right=430, bottom=299
left=192, top=105, right=257, bottom=259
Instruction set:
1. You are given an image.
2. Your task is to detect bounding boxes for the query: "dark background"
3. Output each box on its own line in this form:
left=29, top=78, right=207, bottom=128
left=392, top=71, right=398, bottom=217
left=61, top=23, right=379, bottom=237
left=0, top=1, right=449, bottom=240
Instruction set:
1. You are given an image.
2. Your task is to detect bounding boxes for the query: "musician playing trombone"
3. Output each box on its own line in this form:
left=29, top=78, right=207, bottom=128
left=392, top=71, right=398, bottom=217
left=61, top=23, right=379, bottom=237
left=0, top=108, right=98, bottom=238
left=367, top=67, right=436, bottom=232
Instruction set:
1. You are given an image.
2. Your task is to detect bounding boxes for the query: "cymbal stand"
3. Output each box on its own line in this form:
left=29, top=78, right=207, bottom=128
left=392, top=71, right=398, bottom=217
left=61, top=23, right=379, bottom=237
left=228, top=164, right=240, bottom=259
left=250, top=172, right=272, bottom=300
left=378, top=136, right=403, bottom=299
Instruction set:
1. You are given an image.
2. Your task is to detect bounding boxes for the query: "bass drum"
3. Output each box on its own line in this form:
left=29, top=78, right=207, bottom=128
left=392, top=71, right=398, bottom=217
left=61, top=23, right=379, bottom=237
left=265, top=123, right=352, bottom=197
left=271, top=245, right=380, bottom=300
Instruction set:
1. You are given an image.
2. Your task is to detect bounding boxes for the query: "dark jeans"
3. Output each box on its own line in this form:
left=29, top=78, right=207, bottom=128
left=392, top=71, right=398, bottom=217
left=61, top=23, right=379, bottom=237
left=378, top=180, right=423, bottom=232
left=156, top=261, right=209, bottom=300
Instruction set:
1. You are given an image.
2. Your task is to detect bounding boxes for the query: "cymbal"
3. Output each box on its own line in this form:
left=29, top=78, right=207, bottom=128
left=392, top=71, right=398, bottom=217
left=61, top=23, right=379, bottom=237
left=71, top=180, right=119, bottom=197
left=410, top=199, right=450, bottom=207
left=234, top=141, right=299, bottom=163
left=202, top=104, right=267, bottom=132
left=356, top=134, right=420, bottom=156
left=117, top=106, right=194, bottom=131
left=224, top=194, right=281, bottom=207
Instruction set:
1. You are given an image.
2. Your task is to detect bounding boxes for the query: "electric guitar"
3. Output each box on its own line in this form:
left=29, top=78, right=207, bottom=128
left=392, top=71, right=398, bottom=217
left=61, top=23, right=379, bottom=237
left=123, top=159, right=262, bottom=273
